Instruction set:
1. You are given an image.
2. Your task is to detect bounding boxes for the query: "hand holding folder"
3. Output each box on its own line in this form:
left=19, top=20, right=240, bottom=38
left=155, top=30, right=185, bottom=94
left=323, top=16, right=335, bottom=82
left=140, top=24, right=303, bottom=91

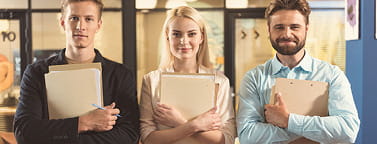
left=270, top=78, right=329, bottom=116
left=45, top=63, right=103, bottom=119
left=269, top=78, right=329, bottom=144
left=159, top=72, right=216, bottom=121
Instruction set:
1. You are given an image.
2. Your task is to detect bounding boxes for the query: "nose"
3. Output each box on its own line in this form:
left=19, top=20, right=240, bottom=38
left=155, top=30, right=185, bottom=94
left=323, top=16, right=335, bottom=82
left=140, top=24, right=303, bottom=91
left=282, top=27, right=293, bottom=38
left=180, top=37, right=188, bottom=45
left=75, top=19, right=86, bottom=31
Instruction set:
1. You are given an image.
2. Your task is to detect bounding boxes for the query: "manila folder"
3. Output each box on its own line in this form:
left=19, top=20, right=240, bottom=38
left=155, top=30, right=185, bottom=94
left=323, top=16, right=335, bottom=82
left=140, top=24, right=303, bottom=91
left=160, top=73, right=216, bottom=120
left=45, top=66, right=102, bottom=119
left=270, top=78, right=329, bottom=116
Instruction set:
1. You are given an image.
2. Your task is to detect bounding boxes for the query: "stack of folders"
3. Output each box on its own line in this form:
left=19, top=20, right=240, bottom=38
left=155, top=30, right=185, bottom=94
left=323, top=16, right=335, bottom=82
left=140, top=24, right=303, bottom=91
left=160, top=72, right=216, bottom=121
left=270, top=78, right=329, bottom=144
left=44, top=63, right=103, bottom=120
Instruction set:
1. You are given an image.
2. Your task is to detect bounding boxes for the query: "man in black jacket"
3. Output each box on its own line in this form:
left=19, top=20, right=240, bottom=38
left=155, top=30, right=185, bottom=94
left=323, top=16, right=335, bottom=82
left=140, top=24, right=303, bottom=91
left=14, top=0, right=140, bottom=143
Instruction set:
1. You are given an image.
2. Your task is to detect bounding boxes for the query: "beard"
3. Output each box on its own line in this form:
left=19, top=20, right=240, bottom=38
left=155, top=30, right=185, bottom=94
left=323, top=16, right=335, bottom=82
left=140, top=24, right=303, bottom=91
left=270, top=36, right=306, bottom=56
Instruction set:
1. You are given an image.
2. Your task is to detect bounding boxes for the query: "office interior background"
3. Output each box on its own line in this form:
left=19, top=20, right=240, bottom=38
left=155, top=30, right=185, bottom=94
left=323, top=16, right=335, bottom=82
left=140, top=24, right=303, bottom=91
left=0, top=0, right=375, bottom=143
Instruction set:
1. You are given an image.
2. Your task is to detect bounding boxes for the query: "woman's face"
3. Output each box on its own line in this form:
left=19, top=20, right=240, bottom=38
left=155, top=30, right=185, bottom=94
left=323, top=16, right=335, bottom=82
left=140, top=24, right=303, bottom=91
left=167, top=17, right=203, bottom=61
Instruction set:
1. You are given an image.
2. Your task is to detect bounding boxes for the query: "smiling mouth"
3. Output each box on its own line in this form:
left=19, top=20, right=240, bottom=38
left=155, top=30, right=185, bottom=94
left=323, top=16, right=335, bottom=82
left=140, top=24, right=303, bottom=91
left=179, top=48, right=192, bottom=51
left=73, top=34, right=88, bottom=38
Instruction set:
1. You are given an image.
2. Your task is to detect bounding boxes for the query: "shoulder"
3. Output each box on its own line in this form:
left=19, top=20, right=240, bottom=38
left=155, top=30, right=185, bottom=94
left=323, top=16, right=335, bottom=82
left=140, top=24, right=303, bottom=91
left=311, top=58, right=346, bottom=85
left=143, top=69, right=162, bottom=81
left=214, top=71, right=229, bottom=84
left=243, top=60, right=272, bottom=81
left=311, top=58, right=343, bottom=76
left=25, top=55, right=60, bottom=75
left=102, top=58, right=133, bottom=76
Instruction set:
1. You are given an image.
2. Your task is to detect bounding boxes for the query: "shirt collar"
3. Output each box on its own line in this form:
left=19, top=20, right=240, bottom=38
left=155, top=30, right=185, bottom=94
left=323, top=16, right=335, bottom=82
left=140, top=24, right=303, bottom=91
left=271, top=50, right=313, bottom=75
left=165, top=65, right=210, bottom=73
left=50, top=48, right=105, bottom=65
left=296, top=51, right=313, bottom=72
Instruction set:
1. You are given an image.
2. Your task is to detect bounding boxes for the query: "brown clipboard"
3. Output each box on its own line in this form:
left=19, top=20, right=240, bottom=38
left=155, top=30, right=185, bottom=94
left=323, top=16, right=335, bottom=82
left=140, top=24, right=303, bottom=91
left=270, top=78, right=329, bottom=116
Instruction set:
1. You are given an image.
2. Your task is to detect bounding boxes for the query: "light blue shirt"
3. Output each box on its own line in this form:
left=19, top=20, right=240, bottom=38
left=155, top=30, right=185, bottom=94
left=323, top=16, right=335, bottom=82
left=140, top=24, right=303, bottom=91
left=237, top=52, right=360, bottom=144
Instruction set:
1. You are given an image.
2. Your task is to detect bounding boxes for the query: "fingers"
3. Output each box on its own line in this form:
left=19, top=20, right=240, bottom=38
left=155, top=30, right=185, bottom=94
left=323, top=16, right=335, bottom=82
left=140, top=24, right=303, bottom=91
left=208, top=106, right=217, bottom=113
left=104, top=102, right=116, bottom=109
left=157, top=103, right=172, bottom=110
left=274, top=93, right=285, bottom=106
left=109, top=108, right=120, bottom=116
left=274, top=93, right=280, bottom=105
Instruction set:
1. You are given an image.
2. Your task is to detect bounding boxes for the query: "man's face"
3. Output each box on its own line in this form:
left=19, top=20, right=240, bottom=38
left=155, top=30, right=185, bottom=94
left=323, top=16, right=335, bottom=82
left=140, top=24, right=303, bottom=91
left=268, top=10, right=308, bottom=55
left=60, top=1, right=102, bottom=49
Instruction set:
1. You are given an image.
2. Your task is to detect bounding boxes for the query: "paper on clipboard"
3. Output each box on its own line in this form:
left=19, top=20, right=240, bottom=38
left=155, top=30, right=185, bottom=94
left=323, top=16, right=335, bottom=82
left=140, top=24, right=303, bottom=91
left=270, top=78, right=329, bottom=116
left=160, top=72, right=216, bottom=120
left=45, top=63, right=103, bottom=119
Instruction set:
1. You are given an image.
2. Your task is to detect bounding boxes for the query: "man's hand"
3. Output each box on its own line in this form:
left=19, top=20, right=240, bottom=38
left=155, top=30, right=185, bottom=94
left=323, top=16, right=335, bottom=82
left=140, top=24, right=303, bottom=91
left=153, top=103, right=187, bottom=127
left=264, top=93, right=289, bottom=128
left=78, top=102, right=120, bottom=133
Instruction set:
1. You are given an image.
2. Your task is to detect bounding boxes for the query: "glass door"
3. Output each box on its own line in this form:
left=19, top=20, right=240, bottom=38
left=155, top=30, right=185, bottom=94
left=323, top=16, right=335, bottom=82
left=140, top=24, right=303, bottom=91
left=0, top=12, right=26, bottom=132
left=225, top=9, right=267, bottom=111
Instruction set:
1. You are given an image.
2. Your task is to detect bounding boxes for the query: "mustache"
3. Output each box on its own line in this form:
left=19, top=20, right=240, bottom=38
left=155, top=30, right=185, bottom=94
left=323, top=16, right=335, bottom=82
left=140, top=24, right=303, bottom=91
left=276, top=38, right=298, bottom=43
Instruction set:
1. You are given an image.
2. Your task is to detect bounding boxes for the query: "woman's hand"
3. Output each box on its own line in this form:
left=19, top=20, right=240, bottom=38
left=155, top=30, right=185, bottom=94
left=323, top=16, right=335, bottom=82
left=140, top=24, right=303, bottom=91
left=190, top=107, right=222, bottom=132
left=153, top=103, right=187, bottom=127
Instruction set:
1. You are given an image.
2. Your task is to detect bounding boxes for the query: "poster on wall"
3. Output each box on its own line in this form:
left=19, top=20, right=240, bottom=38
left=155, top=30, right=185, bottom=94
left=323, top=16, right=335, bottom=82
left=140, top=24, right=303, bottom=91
left=345, top=0, right=359, bottom=40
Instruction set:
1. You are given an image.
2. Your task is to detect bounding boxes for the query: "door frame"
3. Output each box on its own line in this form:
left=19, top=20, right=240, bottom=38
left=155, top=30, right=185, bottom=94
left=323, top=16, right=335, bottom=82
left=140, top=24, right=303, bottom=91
left=224, top=8, right=265, bottom=107
left=0, top=10, right=31, bottom=78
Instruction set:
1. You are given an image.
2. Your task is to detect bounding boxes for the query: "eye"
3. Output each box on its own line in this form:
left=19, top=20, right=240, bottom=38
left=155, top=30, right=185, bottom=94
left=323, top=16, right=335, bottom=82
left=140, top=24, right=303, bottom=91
left=188, top=32, right=197, bottom=37
left=69, top=16, right=79, bottom=21
left=86, top=17, right=94, bottom=22
left=274, top=26, right=284, bottom=30
left=171, top=32, right=181, bottom=37
left=290, top=26, right=300, bottom=30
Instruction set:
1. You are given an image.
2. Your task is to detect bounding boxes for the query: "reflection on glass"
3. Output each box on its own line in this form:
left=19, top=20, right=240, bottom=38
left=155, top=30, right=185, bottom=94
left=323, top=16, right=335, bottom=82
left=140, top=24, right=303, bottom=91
left=102, top=0, right=122, bottom=8
left=32, top=0, right=60, bottom=9
left=32, top=12, right=123, bottom=63
left=234, top=10, right=345, bottom=110
left=234, top=18, right=273, bottom=110
left=227, top=0, right=344, bottom=8
left=136, top=10, right=224, bottom=101
left=32, top=13, right=65, bottom=62
left=147, top=0, right=224, bottom=9
left=32, top=0, right=121, bottom=9
left=0, top=19, right=20, bottom=132
left=306, top=10, right=345, bottom=70
left=0, top=0, right=27, bottom=9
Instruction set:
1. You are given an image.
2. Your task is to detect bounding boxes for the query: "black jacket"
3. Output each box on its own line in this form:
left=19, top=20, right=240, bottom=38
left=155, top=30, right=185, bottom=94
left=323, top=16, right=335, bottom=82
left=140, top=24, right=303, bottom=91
left=14, top=49, right=140, bottom=144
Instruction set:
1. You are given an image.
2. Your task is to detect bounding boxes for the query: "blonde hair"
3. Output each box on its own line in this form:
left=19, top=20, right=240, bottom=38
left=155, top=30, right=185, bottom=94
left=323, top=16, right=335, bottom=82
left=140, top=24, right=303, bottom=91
left=61, top=0, right=104, bottom=19
left=159, top=6, right=212, bottom=69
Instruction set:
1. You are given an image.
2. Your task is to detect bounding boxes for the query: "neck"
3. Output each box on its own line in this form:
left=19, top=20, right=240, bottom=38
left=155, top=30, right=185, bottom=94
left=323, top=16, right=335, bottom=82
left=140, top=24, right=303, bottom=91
left=65, top=46, right=96, bottom=64
left=173, top=58, right=198, bottom=73
left=276, top=49, right=305, bottom=69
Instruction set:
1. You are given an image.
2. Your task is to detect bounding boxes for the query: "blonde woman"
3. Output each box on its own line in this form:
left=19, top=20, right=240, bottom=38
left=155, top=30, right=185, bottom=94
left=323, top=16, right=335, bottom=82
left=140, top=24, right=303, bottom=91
left=139, top=6, right=236, bottom=144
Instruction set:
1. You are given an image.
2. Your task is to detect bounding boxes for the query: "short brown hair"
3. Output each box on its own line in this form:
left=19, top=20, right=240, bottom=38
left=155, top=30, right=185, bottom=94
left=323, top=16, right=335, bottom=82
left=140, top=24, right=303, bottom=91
left=265, top=0, right=311, bottom=24
left=61, top=0, right=104, bottom=19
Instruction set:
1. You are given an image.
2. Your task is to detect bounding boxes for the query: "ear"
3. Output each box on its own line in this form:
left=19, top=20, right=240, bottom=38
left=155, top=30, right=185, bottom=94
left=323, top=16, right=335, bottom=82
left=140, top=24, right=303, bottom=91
left=96, top=19, right=103, bottom=33
left=165, top=31, right=169, bottom=41
left=305, top=24, right=309, bottom=32
left=200, top=31, right=204, bottom=44
left=60, top=16, right=66, bottom=30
